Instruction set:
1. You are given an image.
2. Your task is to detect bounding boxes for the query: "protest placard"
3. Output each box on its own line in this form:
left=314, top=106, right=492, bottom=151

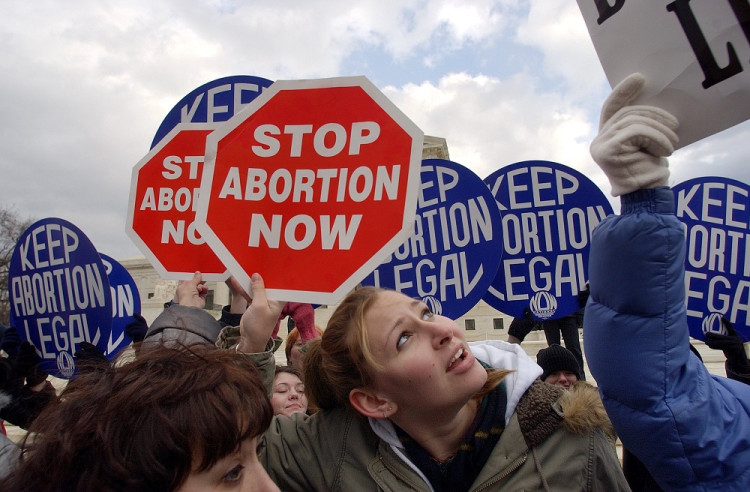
left=483, top=160, right=612, bottom=319
left=363, top=159, right=503, bottom=319
left=577, top=0, right=750, bottom=147
left=674, top=176, right=750, bottom=341
left=8, top=218, right=112, bottom=378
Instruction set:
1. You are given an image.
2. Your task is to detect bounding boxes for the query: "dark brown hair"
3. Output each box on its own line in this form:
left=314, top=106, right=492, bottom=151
left=0, top=344, right=272, bottom=492
left=274, top=364, right=302, bottom=379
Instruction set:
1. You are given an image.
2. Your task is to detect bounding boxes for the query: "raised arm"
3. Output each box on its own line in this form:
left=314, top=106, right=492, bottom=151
left=174, top=271, right=209, bottom=309
left=585, top=74, right=750, bottom=490
left=236, top=273, right=285, bottom=353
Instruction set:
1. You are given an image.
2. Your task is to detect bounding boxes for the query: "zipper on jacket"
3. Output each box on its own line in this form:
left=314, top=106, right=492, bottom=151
left=472, top=453, right=528, bottom=492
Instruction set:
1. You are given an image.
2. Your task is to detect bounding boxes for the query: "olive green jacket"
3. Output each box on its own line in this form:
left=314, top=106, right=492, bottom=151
left=245, top=343, right=629, bottom=492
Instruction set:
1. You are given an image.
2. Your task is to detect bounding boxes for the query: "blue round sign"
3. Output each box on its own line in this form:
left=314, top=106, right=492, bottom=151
left=7, top=218, right=113, bottom=378
left=100, top=254, right=142, bottom=357
left=151, top=74, right=274, bottom=148
left=482, top=160, right=613, bottom=320
left=362, top=159, right=503, bottom=319
left=673, top=177, right=750, bottom=342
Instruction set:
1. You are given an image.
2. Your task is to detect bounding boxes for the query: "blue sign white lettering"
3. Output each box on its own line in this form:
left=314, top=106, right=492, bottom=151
left=674, top=177, right=750, bottom=342
left=151, top=75, right=274, bottom=148
left=482, top=160, right=613, bottom=320
left=100, top=254, right=142, bottom=357
left=362, top=159, right=503, bottom=319
left=8, top=218, right=113, bottom=378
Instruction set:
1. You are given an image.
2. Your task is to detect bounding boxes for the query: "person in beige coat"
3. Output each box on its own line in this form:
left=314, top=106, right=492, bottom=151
left=226, top=273, right=629, bottom=491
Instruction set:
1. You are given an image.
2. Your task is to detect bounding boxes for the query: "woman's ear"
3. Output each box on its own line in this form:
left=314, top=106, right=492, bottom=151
left=349, top=388, right=395, bottom=419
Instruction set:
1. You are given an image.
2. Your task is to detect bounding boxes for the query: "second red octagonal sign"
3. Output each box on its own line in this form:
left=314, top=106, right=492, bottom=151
left=195, top=76, right=424, bottom=304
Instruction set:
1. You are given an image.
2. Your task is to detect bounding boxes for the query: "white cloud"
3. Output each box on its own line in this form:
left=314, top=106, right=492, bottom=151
left=0, top=0, right=747, bottom=262
left=516, top=1, right=608, bottom=102
left=385, top=72, right=597, bottom=181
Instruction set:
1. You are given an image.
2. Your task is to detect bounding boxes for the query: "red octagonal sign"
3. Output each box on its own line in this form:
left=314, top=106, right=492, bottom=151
left=195, top=76, right=424, bottom=304
left=126, top=123, right=228, bottom=281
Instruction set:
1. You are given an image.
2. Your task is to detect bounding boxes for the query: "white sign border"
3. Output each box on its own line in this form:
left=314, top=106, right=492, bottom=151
left=195, top=76, right=424, bottom=304
left=126, top=122, right=229, bottom=282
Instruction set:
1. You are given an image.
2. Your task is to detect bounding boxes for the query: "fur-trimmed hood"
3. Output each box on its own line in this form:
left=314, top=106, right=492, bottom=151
left=515, top=379, right=617, bottom=451
left=560, top=381, right=617, bottom=443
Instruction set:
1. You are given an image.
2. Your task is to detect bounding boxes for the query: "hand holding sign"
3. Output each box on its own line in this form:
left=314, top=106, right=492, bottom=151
left=1, top=326, right=21, bottom=357
left=238, top=273, right=285, bottom=353
left=174, top=271, right=209, bottom=309
left=591, top=73, right=680, bottom=196
left=15, top=341, right=48, bottom=387
left=124, top=314, right=148, bottom=343
left=705, top=318, right=747, bottom=360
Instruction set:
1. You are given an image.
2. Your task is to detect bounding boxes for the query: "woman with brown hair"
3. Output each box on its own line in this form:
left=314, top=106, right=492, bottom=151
left=0, top=344, right=279, bottom=492
left=233, top=273, right=628, bottom=491
left=271, top=365, right=309, bottom=417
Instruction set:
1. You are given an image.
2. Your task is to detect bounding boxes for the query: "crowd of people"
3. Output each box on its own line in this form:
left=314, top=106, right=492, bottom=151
left=0, top=73, right=749, bottom=490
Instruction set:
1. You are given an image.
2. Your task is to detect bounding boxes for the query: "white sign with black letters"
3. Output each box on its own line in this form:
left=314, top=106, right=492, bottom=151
left=577, top=0, right=750, bottom=147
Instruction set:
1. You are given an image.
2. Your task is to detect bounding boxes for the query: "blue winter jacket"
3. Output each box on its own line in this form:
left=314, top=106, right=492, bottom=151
left=585, top=187, right=750, bottom=491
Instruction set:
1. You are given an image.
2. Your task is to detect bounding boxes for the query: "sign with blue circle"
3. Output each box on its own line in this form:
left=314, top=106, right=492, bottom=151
left=100, top=254, right=142, bottom=357
left=673, top=177, right=750, bottom=342
left=151, top=75, right=274, bottom=148
left=7, top=218, right=113, bottom=379
left=482, top=160, right=613, bottom=320
left=361, top=159, right=503, bottom=319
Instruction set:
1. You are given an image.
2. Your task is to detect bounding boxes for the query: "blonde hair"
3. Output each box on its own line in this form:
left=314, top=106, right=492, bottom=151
left=304, top=286, right=510, bottom=411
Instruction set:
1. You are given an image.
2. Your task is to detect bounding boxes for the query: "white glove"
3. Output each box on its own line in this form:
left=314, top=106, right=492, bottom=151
left=590, top=73, right=680, bottom=196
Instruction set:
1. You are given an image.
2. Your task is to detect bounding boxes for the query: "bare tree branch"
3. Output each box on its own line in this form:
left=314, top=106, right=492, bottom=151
left=0, top=206, right=35, bottom=326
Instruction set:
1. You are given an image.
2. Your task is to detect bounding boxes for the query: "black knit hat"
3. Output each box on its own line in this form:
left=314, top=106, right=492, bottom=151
left=536, top=344, right=581, bottom=381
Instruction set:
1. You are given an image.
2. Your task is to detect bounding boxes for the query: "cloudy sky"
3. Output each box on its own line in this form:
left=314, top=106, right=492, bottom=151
left=1, top=0, right=749, bottom=261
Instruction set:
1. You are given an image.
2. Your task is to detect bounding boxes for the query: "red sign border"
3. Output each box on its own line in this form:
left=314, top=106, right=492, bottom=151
left=195, top=76, right=424, bottom=304
left=126, top=122, right=230, bottom=282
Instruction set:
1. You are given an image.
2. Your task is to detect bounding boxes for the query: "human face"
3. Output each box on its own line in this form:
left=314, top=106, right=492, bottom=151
left=363, top=291, right=488, bottom=415
left=271, top=372, right=308, bottom=417
left=178, top=436, right=279, bottom=492
left=544, top=370, right=578, bottom=389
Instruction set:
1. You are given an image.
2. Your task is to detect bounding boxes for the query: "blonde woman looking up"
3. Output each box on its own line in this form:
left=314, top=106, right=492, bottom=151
left=228, top=274, right=628, bottom=491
